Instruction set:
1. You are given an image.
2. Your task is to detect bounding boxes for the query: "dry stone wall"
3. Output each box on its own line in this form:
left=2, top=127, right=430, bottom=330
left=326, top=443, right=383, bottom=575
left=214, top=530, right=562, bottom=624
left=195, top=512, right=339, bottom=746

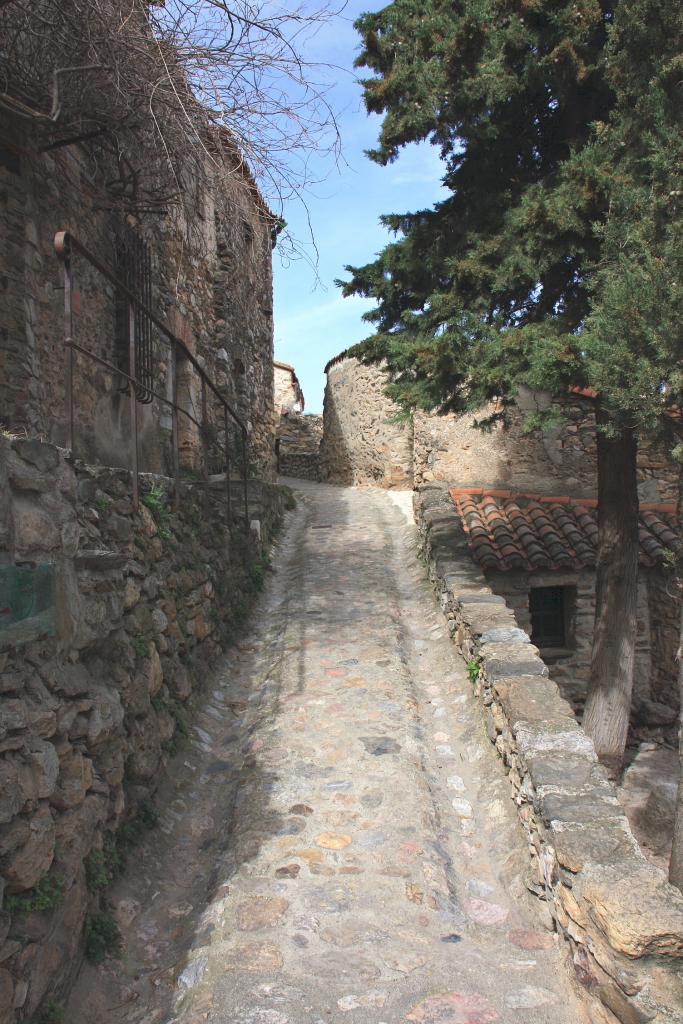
left=320, top=356, right=412, bottom=488
left=321, top=359, right=679, bottom=509
left=415, top=483, right=683, bottom=1024
left=483, top=568, right=661, bottom=726
left=277, top=413, right=322, bottom=481
left=413, top=391, right=598, bottom=495
left=0, top=436, right=286, bottom=1023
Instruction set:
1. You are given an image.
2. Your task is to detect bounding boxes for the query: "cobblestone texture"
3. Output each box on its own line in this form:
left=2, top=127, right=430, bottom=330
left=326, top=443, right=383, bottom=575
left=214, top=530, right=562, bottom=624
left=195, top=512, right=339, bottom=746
left=66, top=481, right=589, bottom=1024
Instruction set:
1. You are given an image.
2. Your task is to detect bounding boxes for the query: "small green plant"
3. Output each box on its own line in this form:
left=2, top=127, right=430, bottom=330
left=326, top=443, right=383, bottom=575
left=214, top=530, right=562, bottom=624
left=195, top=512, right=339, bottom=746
left=137, top=797, right=159, bottom=829
left=25, top=998, right=64, bottom=1024
left=85, top=849, right=110, bottom=893
left=84, top=911, right=122, bottom=964
left=248, top=553, right=271, bottom=591
left=141, top=483, right=172, bottom=540
left=116, top=796, right=159, bottom=857
left=84, top=839, right=123, bottom=893
left=95, top=495, right=111, bottom=514
left=466, top=659, right=480, bottom=686
left=131, top=634, right=149, bottom=659
left=150, top=692, right=165, bottom=712
left=171, top=700, right=189, bottom=738
left=5, top=873, right=63, bottom=915
left=278, top=485, right=296, bottom=511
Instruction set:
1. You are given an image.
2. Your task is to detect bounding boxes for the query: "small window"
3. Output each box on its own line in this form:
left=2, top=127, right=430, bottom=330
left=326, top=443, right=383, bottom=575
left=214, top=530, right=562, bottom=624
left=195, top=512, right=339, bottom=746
left=529, top=586, right=574, bottom=649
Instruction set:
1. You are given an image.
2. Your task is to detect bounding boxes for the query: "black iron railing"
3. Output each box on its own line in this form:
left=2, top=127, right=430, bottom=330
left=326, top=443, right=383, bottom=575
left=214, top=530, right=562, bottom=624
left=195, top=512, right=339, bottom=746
left=54, top=230, right=249, bottom=527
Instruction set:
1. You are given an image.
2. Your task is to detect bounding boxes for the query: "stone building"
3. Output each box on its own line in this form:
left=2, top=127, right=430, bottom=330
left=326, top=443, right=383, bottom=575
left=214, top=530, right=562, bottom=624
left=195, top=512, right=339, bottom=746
left=321, top=353, right=680, bottom=730
left=0, top=20, right=284, bottom=1020
left=321, top=352, right=413, bottom=487
left=0, top=112, right=277, bottom=480
left=274, top=360, right=304, bottom=416
left=274, top=361, right=322, bottom=480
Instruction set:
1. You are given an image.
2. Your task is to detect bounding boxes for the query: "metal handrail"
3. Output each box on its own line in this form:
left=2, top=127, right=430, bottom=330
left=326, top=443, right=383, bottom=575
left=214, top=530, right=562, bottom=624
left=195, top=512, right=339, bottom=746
left=54, top=230, right=249, bottom=528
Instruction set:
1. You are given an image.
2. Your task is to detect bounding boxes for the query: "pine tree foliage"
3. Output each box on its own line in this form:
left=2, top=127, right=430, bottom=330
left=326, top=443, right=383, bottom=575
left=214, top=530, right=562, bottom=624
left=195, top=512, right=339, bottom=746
left=341, top=0, right=682, bottom=428
left=576, top=0, right=683, bottom=436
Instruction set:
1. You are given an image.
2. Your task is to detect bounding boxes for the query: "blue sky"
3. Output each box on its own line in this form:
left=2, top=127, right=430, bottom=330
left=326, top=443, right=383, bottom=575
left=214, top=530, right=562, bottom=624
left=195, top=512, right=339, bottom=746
left=272, top=1, right=448, bottom=413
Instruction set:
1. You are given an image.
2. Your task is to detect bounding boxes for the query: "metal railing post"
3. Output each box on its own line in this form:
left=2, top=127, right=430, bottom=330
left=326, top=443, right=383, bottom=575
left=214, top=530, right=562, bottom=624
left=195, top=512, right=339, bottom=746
left=171, top=341, right=180, bottom=511
left=128, top=301, right=139, bottom=512
left=224, top=405, right=231, bottom=528
left=62, top=246, right=74, bottom=454
left=201, top=376, right=209, bottom=512
left=242, top=428, right=249, bottom=530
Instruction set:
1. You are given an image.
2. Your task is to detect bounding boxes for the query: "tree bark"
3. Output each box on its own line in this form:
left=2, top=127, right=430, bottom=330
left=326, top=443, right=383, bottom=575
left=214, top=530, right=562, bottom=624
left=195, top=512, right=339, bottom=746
left=582, top=407, right=639, bottom=778
left=669, top=604, right=683, bottom=892
left=668, top=458, right=683, bottom=892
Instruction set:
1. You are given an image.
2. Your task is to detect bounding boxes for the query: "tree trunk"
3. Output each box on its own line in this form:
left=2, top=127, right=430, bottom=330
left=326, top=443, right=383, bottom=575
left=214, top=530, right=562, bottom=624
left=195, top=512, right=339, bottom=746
left=582, top=408, right=639, bottom=778
left=669, top=604, right=683, bottom=892
left=668, top=458, right=683, bottom=892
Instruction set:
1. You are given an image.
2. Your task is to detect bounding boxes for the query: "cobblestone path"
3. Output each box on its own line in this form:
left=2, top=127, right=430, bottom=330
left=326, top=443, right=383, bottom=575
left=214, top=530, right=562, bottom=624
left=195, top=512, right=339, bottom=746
left=68, top=482, right=588, bottom=1024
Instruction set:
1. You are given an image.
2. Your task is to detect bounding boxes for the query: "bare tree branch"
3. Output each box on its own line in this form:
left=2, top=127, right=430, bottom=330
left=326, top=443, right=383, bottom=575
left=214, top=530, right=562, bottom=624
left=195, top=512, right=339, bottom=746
left=0, top=0, right=345, bottom=241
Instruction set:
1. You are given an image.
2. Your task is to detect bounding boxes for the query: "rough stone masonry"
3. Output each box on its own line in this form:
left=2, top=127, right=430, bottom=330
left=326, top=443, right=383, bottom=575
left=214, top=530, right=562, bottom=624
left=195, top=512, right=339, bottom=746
left=0, top=435, right=286, bottom=1023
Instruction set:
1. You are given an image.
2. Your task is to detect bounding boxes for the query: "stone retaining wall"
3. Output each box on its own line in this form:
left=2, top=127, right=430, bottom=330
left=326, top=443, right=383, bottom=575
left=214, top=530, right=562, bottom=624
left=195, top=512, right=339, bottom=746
left=277, top=412, right=322, bottom=481
left=414, top=483, right=683, bottom=1024
left=320, top=358, right=412, bottom=488
left=0, top=436, right=286, bottom=1023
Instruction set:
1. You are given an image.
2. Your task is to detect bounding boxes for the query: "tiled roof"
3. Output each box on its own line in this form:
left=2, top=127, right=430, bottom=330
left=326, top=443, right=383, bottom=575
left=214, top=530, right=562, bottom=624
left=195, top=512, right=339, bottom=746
left=449, top=488, right=678, bottom=572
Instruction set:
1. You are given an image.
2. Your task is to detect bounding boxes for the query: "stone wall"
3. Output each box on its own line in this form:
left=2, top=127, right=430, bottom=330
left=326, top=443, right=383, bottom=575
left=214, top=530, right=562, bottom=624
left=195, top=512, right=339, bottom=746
left=321, top=359, right=679, bottom=507
left=414, top=390, right=598, bottom=496
left=0, top=110, right=276, bottom=480
left=277, top=413, right=322, bottom=481
left=320, top=356, right=413, bottom=488
left=0, top=436, right=286, bottom=1023
left=484, top=568, right=659, bottom=722
left=414, top=484, right=683, bottom=1024
left=273, top=362, right=304, bottom=416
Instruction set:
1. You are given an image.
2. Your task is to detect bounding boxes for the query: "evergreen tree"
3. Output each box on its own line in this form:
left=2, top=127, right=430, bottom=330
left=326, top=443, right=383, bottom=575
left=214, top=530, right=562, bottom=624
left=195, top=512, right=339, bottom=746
left=572, top=0, right=682, bottom=881
left=341, top=0, right=682, bottom=778
left=342, top=0, right=616, bottom=411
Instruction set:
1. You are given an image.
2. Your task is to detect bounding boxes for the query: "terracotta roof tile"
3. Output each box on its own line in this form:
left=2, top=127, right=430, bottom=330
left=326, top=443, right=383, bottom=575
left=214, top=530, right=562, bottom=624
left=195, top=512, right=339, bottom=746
left=448, top=489, right=678, bottom=572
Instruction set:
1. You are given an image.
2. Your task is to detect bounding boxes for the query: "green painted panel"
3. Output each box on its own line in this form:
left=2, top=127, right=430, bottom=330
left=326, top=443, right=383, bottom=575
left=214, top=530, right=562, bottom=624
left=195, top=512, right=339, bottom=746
left=0, top=564, right=56, bottom=642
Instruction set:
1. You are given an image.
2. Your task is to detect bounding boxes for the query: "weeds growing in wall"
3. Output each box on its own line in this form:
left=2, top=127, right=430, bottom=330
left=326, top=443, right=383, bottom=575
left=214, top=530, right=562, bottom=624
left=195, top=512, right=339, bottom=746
left=4, top=873, right=63, bottom=915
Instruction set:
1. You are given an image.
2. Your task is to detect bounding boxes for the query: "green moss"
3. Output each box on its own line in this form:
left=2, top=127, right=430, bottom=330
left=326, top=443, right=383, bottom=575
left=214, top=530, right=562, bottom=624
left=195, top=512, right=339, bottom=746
left=25, top=999, right=64, bottom=1024
left=248, top=553, right=271, bottom=591
left=85, top=838, right=123, bottom=893
left=131, top=634, right=149, bottom=659
left=84, top=911, right=122, bottom=964
left=115, top=796, right=159, bottom=860
left=5, top=873, right=63, bottom=915
left=150, top=692, right=165, bottom=712
left=171, top=700, right=189, bottom=738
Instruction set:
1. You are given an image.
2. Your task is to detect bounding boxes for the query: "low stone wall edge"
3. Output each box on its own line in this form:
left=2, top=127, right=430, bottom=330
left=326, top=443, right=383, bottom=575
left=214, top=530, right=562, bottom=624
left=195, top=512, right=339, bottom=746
left=414, top=483, right=683, bottom=1024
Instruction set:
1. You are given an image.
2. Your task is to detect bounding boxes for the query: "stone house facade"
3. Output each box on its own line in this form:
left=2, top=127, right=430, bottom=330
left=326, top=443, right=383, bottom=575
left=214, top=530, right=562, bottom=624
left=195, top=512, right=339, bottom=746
left=274, top=361, right=322, bottom=479
left=0, top=37, right=283, bottom=1021
left=0, top=108, right=277, bottom=480
left=321, top=354, right=680, bottom=730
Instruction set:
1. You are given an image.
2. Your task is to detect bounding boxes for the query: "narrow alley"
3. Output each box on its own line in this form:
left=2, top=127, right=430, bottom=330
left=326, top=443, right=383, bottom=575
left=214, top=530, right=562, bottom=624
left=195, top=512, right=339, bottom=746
left=66, top=482, right=588, bottom=1024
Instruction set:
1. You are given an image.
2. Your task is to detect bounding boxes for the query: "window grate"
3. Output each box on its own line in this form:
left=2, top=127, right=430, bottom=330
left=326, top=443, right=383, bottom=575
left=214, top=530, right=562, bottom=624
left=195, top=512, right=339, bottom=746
left=113, top=223, right=154, bottom=404
left=529, top=585, right=570, bottom=648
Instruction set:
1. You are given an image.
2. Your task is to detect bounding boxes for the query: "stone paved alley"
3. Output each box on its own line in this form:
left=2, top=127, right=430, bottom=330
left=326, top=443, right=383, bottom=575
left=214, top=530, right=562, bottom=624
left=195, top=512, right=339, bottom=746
left=67, top=482, right=589, bottom=1024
